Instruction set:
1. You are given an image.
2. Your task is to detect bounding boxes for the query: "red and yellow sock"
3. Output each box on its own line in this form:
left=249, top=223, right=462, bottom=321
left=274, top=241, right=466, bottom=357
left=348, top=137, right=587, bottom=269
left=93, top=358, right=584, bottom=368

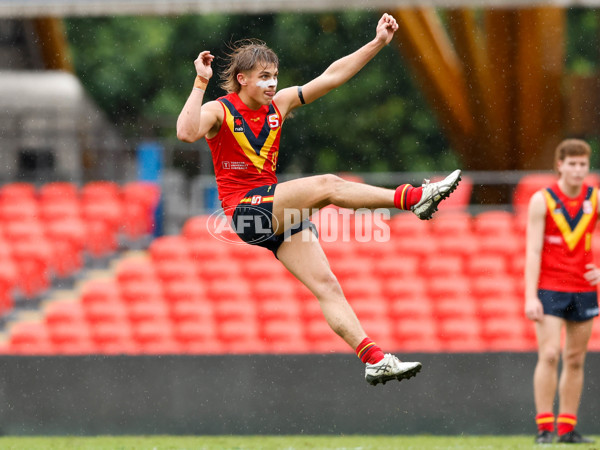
left=536, top=412, right=555, bottom=433
left=356, top=337, right=384, bottom=365
left=394, top=184, right=423, bottom=211
left=557, top=413, right=577, bottom=436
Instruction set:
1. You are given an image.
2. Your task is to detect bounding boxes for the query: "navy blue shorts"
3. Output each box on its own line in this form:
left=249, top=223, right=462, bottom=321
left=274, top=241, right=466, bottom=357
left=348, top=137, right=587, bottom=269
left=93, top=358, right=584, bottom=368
left=538, top=289, right=599, bottom=322
left=232, top=184, right=317, bottom=256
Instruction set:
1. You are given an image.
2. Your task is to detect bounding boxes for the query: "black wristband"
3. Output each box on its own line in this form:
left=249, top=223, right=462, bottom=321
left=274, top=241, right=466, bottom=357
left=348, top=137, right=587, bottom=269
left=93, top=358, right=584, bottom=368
left=298, top=86, right=306, bottom=105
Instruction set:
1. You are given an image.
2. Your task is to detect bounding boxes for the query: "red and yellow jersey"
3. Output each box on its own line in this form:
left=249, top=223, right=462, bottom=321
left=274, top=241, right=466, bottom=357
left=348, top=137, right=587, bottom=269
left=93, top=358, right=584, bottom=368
left=538, top=183, right=598, bottom=292
left=206, top=92, right=282, bottom=216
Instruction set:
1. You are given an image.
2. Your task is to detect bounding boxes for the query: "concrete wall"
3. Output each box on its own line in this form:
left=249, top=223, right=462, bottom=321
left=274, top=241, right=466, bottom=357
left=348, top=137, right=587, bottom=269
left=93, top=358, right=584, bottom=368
left=0, top=353, right=598, bottom=436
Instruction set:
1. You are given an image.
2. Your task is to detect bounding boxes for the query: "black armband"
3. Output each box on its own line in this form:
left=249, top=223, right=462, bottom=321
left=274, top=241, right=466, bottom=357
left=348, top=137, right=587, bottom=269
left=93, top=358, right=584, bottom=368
left=298, top=86, right=306, bottom=105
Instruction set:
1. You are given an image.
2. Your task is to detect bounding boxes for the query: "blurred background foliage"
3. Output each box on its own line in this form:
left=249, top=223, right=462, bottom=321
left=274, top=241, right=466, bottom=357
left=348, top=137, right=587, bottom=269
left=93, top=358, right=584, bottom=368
left=65, top=9, right=599, bottom=175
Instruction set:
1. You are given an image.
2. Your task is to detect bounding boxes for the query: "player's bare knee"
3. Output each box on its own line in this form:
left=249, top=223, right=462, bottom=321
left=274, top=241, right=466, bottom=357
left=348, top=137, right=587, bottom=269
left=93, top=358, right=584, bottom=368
left=318, top=174, right=345, bottom=204
left=313, top=272, right=344, bottom=301
left=539, top=347, right=561, bottom=366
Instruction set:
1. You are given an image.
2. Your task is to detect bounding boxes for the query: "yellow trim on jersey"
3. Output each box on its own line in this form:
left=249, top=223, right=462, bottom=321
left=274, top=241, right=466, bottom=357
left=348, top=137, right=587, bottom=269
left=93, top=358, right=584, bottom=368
left=224, top=109, right=279, bottom=173
left=543, top=187, right=597, bottom=251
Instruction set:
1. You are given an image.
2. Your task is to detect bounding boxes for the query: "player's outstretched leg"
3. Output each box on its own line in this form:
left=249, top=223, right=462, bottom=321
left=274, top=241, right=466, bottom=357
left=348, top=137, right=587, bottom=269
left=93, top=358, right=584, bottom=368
left=411, top=169, right=461, bottom=220
left=364, top=353, right=422, bottom=386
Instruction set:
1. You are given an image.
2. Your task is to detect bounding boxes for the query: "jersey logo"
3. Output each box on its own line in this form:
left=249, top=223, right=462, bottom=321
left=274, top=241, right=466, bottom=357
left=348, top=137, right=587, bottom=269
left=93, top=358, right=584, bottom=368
left=233, top=116, right=244, bottom=132
left=544, top=186, right=597, bottom=251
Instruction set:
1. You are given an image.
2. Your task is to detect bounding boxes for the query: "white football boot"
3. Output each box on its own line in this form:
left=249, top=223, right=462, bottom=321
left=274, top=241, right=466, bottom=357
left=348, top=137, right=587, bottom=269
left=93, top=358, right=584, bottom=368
left=411, top=169, right=462, bottom=220
left=365, top=354, right=422, bottom=386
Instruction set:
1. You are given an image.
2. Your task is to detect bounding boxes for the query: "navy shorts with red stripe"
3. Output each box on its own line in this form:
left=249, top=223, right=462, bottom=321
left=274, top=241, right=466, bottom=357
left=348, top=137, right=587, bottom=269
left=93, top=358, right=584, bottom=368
left=232, top=184, right=317, bottom=256
left=538, top=289, right=599, bottom=322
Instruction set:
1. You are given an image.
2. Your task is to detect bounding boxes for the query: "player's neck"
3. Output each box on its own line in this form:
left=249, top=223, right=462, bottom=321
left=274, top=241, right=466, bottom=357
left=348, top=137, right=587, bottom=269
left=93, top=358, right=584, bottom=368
left=237, top=91, right=267, bottom=110
left=557, top=178, right=583, bottom=198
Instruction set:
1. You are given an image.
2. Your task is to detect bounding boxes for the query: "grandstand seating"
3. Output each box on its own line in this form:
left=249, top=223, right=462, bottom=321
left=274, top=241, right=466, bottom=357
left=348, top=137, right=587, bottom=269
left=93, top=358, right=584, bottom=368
left=3, top=179, right=600, bottom=356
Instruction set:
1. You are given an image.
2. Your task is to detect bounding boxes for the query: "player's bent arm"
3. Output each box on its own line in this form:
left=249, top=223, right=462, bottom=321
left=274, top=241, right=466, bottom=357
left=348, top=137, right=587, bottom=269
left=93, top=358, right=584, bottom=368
left=176, top=99, right=222, bottom=143
left=524, top=192, right=546, bottom=320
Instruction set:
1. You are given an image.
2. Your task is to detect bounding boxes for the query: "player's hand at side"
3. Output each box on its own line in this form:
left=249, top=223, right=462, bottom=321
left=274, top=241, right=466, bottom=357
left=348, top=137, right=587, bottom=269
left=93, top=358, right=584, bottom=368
left=194, top=51, right=214, bottom=80
left=584, top=263, right=600, bottom=285
left=525, top=296, right=544, bottom=322
left=375, top=13, right=399, bottom=46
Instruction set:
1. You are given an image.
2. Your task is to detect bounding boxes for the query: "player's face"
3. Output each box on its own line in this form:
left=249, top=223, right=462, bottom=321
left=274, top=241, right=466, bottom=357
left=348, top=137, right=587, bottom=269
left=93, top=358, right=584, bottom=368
left=238, top=63, right=278, bottom=107
left=558, top=155, right=589, bottom=187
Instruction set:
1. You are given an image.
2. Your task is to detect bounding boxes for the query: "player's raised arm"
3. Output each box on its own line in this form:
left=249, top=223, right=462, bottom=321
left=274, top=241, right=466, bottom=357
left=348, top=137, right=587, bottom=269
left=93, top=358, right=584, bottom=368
left=177, top=51, right=222, bottom=143
left=274, top=13, right=398, bottom=116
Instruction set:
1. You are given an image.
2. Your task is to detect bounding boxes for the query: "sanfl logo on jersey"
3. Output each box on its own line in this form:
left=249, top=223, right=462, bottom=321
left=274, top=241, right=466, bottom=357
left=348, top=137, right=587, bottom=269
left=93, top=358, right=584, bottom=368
left=268, top=114, right=280, bottom=129
left=583, top=200, right=593, bottom=214
left=233, top=116, right=244, bottom=132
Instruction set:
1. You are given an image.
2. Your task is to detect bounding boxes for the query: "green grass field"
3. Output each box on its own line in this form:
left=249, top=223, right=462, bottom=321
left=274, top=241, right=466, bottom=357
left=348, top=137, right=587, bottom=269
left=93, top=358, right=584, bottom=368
left=0, top=435, right=596, bottom=449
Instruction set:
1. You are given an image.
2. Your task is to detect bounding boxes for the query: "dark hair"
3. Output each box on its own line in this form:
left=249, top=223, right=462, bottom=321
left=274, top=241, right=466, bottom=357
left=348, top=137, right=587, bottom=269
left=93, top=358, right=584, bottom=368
left=219, top=39, right=279, bottom=93
left=555, top=138, right=591, bottom=163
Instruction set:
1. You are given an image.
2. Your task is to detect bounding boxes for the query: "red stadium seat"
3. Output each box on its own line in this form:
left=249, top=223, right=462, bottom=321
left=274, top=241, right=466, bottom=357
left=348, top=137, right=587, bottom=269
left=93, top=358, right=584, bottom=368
left=119, top=279, right=164, bottom=305
left=0, top=198, right=39, bottom=224
left=388, top=212, right=430, bottom=239
left=154, top=260, right=199, bottom=286
left=391, top=236, right=439, bottom=259
left=47, top=321, right=96, bottom=355
left=217, top=316, right=260, bottom=344
left=127, top=299, right=170, bottom=324
left=8, top=321, right=55, bottom=355
left=80, top=180, right=121, bottom=202
left=0, top=258, right=17, bottom=314
left=131, top=318, right=178, bottom=354
left=432, top=297, right=478, bottom=320
left=149, top=235, right=192, bottom=263
left=465, top=254, right=509, bottom=277
left=11, top=238, right=53, bottom=298
left=473, top=210, right=516, bottom=237
left=121, top=182, right=160, bottom=239
left=426, top=275, right=471, bottom=302
left=80, top=279, right=122, bottom=306
left=382, top=277, right=427, bottom=301
left=261, top=319, right=307, bottom=353
left=188, top=238, right=232, bottom=261
left=437, top=317, right=483, bottom=352
left=90, top=319, right=138, bottom=355
left=388, top=296, right=433, bottom=321
left=477, top=233, right=524, bottom=259
left=421, top=254, right=465, bottom=278
left=195, top=256, right=240, bottom=283
left=0, top=182, right=36, bottom=200
left=478, top=294, right=522, bottom=320
left=470, top=275, right=518, bottom=299
left=429, top=210, right=472, bottom=236
left=115, top=257, right=157, bottom=286
left=44, top=300, right=86, bottom=327
left=170, top=298, right=214, bottom=323
left=38, top=181, right=79, bottom=203
left=256, top=296, right=302, bottom=323
left=304, top=318, right=352, bottom=353
left=371, top=254, right=420, bottom=281
left=391, top=317, right=442, bottom=352
left=182, top=216, right=213, bottom=241
left=38, top=199, right=82, bottom=224
left=340, top=275, right=382, bottom=301
left=173, top=317, right=218, bottom=350
left=162, top=279, right=206, bottom=306
left=205, top=280, right=249, bottom=304
left=213, top=297, right=256, bottom=322
left=84, top=300, right=129, bottom=326
left=435, top=232, right=479, bottom=260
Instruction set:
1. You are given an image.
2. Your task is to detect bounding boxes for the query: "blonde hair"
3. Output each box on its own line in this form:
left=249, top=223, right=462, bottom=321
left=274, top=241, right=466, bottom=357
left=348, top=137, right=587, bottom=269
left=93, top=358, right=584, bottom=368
left=219, top=39, right=279, bottom=94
